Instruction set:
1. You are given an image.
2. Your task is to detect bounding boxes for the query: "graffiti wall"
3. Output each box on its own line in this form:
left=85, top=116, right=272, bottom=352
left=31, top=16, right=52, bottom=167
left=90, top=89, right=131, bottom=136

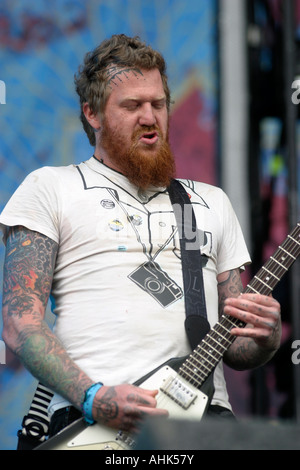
left=0, top=0, right=219, bottom=449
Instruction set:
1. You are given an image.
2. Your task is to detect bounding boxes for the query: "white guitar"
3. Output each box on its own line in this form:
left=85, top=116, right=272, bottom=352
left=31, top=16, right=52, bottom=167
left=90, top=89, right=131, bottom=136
left=37, top=223, right=300, bottom=450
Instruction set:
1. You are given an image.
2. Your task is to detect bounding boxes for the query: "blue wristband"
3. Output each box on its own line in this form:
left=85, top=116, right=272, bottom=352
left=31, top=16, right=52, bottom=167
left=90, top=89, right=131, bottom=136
left=81, top=382, right=103, bottom=425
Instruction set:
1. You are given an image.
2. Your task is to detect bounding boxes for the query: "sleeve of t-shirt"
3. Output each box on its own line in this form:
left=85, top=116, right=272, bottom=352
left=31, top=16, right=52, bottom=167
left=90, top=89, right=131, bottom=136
left=0, top=167, right=60, bottom=244
left=216, top=189, right=251, bottom=275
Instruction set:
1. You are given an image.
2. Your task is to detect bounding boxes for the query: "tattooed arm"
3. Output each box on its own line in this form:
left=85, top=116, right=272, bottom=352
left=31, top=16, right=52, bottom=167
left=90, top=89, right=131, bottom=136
left=2, top=225, right=167, bottom=431
left=2, top=225, right=96, bottom=409
left=217, top=269, right=281, bottom=370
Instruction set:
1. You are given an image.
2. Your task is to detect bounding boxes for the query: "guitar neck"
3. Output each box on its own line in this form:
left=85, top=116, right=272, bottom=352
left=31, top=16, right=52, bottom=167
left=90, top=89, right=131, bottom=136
left=179, top=222, right=300, bottom=389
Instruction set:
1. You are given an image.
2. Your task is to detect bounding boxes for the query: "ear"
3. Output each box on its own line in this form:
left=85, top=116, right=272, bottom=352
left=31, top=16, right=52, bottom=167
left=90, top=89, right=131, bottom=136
left=83, top=102, right=101, bottom=130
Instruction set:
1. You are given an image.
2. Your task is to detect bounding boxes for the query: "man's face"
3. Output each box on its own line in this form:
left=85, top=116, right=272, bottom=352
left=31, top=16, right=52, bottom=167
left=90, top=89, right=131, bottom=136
left=97, top=67, right=175, bottom=189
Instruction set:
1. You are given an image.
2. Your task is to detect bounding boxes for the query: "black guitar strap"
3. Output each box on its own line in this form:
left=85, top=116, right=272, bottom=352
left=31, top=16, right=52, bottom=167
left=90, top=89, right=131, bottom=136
left=17, top=178, right=210, bottom=448
left=168, top=179, right=210, bottom=350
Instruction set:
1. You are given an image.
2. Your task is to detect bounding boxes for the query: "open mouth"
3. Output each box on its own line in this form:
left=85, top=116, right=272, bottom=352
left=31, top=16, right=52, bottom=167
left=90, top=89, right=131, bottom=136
left=139, top=131, right=159, bottom=144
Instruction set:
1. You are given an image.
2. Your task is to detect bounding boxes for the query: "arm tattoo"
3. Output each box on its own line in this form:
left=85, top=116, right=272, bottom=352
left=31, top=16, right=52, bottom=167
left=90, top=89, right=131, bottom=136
left=218, top=269, right=275, bottom=369
left=217, top=269, right=252, bottom=369
left=2, top=226, right=93, bottom=408
left=3, top=226, right=58, bottom=317
left=217, top=268, right=243, bottom=318
left=14, top=322, right=93, bottom=406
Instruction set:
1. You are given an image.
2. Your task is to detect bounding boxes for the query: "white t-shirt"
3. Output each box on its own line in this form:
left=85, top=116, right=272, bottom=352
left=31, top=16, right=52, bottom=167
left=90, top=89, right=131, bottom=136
left=0, top=157, right=251, bottom=413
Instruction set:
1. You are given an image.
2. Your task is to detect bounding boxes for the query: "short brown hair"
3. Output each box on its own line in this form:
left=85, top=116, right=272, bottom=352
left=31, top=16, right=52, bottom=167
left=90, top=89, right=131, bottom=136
left=74, top=34, right=171, bottom=146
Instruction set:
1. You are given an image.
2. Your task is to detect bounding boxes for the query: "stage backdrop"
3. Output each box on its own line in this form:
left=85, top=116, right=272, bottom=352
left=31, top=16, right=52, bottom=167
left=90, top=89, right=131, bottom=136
left=0, top=0, right=219, bottom=450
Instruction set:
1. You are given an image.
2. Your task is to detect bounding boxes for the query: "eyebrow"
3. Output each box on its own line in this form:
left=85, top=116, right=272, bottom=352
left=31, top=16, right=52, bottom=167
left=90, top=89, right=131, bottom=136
left=120, top=97, right=166, bottom=105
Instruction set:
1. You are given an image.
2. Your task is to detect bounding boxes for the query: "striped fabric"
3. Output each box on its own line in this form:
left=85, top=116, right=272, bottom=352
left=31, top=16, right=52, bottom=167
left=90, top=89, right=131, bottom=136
left=20, top=383, right=53, bottom=442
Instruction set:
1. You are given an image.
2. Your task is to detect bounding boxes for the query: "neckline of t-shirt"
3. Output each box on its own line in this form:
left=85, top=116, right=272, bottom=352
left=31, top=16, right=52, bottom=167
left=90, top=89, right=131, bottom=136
left=91, top=154, right=125, bottom=178
left=85, top=155, right=168, bottom=198
left=84, top=155, right=129, bottom=187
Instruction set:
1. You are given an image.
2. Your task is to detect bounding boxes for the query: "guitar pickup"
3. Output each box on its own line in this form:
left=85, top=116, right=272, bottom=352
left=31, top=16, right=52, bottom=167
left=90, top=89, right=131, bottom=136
left=160, top=376, right=197, bottom=410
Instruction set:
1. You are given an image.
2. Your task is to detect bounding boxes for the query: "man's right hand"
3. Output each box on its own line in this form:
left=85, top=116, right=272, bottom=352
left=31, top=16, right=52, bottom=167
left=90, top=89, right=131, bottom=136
left=92, top=384, right=169, bottom=433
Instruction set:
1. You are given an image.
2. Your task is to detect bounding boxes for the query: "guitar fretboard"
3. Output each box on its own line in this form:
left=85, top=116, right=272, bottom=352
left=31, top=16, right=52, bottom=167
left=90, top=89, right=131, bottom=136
left=179, top=222, right=300, bottom=389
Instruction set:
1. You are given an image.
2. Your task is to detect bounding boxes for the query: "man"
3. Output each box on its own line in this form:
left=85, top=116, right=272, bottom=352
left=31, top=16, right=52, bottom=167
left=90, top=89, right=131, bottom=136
left=0, top=34, right=281, bottom=446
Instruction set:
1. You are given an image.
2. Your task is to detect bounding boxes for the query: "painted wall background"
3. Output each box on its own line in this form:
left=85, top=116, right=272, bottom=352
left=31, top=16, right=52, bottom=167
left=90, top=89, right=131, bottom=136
left=0, top=0, right=219, bottom=450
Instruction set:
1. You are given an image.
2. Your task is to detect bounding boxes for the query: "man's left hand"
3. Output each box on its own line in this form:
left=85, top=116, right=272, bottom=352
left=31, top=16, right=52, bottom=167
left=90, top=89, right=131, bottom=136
left=224, top=293, right=281, bottom=352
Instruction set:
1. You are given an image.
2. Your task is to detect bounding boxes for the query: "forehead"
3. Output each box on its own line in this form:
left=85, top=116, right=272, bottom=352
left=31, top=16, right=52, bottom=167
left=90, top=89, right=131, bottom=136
left=105, top=67, right=165, bottom=104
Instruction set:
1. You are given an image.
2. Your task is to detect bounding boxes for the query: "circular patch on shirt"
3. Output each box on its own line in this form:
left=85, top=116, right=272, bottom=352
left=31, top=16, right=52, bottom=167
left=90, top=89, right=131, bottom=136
left=100, top=199, right=115, bottom=209
left=109, top=219, right=124, bottom=231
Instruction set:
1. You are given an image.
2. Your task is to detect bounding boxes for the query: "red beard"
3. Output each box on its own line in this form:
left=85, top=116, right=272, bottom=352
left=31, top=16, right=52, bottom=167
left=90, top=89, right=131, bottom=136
left=100, top=119, right=176, bottom=190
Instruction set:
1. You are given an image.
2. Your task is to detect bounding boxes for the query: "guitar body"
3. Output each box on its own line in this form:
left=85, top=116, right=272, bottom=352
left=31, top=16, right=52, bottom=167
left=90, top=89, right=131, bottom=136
left=36, top=358, right=214, bottom=450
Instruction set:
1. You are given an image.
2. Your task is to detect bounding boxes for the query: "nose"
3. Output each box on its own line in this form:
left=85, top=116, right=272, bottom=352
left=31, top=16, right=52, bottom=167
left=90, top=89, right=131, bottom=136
left=138, top=103, right=156, bottom=127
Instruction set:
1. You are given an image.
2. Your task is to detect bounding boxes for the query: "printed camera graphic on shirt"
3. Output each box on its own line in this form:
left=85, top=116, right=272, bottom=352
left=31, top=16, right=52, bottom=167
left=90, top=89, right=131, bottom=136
left=128, top=260, right=183, bottom=308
